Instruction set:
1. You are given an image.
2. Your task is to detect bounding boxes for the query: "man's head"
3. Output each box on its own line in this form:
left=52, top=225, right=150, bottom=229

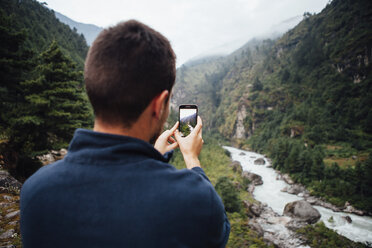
left=85, top=20, right=176, bottom=136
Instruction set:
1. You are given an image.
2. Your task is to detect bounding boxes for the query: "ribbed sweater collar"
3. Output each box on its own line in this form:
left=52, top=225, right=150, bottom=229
left=64, top=128, right=167, bottom=165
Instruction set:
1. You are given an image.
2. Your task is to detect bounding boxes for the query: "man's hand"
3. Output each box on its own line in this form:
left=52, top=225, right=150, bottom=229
left=154, top=122, right=179, bottom=155
left=174, top=116, right=203, bottom=169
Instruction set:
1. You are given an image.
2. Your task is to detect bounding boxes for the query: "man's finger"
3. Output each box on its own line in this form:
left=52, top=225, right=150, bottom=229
left=169, top=121, right=179, bottom=133
left=192, top=116, right=203, bottom=135
left=169, top=142, right=179, bottom=150
left=168, top=136, right=176, bottom=143
left=174, top=129, right=182, bottom=141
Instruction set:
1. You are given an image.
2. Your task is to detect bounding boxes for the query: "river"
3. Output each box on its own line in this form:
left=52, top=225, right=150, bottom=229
left=223, top=146, right=372, bottom=245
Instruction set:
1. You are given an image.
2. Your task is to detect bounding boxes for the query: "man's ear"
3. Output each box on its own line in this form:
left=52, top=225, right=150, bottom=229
left=152, top=90, right=169, bottom=119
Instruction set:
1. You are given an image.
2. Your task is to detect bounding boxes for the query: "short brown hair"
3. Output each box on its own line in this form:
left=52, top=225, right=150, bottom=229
left=84, top=20, right=176, bottom=127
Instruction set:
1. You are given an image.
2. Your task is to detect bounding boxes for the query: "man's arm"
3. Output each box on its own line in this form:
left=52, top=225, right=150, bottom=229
left=192, top=167, right=230, bottom=247
left=176, top=117, right=230, bottom=246
left=174, top=116, right=203, bottom=169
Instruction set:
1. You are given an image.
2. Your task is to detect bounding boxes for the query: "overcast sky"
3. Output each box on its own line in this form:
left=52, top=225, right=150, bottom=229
left=41, top=0, right=329, bottom=66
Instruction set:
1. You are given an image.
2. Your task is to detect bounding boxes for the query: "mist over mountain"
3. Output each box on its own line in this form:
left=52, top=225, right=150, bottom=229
left=186, top=15, right=302, bottom=65
left=54, top=11, right=103, bottom=46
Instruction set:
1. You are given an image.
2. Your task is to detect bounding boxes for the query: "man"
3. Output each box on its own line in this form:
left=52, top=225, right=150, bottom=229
left=20, top=20, right=230, bottom=247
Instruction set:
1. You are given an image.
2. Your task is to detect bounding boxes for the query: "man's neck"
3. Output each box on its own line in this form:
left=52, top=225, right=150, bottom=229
left=93, top=119, right=150, bottom=142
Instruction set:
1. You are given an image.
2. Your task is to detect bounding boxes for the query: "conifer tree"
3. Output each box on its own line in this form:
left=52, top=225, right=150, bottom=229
left=5, top=41, right=92, bottom=179
left=15, top=40, right=93, bottom=153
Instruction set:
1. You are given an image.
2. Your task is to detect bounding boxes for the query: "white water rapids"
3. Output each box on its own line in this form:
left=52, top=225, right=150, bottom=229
left=223, top=146, right=372, bottom=245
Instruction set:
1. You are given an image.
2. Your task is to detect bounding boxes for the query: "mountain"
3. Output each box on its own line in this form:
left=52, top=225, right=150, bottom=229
left=0, top=0, right=89, bottom=67
left=55, top=11, right=103, bottom=46
left=172, top=0, right=372, bottom=212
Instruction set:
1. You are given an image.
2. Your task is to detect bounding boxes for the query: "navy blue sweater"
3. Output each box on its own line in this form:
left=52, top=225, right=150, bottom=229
left=20, top=129, right=230, bottom=247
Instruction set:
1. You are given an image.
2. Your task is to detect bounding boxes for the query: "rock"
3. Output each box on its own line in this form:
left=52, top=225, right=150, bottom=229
left=243, top=201, right=263, bottom=217
left=283, top=200, right=321, bottom=224
left=285, top=219, right=308, bottom=231
left=267, top=216, right=291, bottom=225
left=276, top=174, right=281, bottom=180
left=229, top=161, right=243, bottom=174
left=266, top=165, right=273, bottom=168
left=6, top=208, right=15, bottom=213
left=0, top=202, right=12, bottom=208
left=281, top=187, right=288, bottom=192
left=60, top=148, right=68, bottom=156
left=254, top=158, right=265, bottom=165
left=250, top=203, right=263, bottom=217
left=250, top=156, right=256, bottom=159
left=0, top=170, right=22, bottom=191
left=239, top=152, right=245, bottom=156
left=0, top=229, right=14, bottom=239
left=321, top=201, right=341, bottom=212
left=248, top=221, right=264, bottom=237
left=287, top=184, right=305, bottom=195
left=342, top=216, right=352, bottom=223
left=344, top=204, right=364, bottom=216
left=282, top=174, right=294, bottom=185
left=7, top=221, right=18, bottom=226
left=306, top=196, right=318, bottom=205
left=242, top=171, right=263, bottom=186
left=297, top=193, right=304, bottom=197
left=5, top=210, right=20, bottom=219
left=247, top=184, right=255, bottom=193
left=352, top=155, right=357, bottom=160
left=2, top=195, right=12, bottom=202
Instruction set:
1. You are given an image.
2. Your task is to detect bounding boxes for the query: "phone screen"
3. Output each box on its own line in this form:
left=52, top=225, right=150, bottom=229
left=179, top=105, right=198, bottom=137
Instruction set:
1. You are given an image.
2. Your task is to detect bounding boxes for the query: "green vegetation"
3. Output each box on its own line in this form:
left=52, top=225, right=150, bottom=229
left=215, top=176, right=242, bottom=213
left=0, top=0, right=92, bottom=181
left=297, top=222, right=368, bottom=248
left=0, top=0, right=88, bottom=67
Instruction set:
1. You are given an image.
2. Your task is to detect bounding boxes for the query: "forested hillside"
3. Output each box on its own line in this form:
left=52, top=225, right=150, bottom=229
left=0, top=0, right=93, bottom=180
left=0, top=0, right=88, bottom=66
left=172, top=0, right=372, bottom=213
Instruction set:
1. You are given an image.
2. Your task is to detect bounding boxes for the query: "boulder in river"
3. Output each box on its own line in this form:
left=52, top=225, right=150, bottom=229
left=283, top=200, right=321, bottom=224
left=239, top=152, right=245, bottom=156
left=254, top=158, right=265, bottom=165
left=342, top=216, right=352, bottom=223
left=242, top=171, right=263, bottom=186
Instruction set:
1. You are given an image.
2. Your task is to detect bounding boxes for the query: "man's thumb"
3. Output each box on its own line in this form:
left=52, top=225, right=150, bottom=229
left=174, top=130, right=182, bottom=141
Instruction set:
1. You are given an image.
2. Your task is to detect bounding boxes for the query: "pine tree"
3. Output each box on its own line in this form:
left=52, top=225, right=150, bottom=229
left=5, top=41, right=92, bottom=179
left=17, top=40, right=92, bottom=152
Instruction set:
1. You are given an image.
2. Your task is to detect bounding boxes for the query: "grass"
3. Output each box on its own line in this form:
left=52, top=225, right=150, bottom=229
left=323, top=143, right=369, bottom=168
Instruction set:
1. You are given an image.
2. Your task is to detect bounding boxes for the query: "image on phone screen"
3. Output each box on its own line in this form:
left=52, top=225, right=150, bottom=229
left=179, top=105, right=197, bottom=137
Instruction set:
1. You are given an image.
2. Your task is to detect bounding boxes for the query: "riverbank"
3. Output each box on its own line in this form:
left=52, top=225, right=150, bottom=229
left=224, top=146, right=372, bottom=246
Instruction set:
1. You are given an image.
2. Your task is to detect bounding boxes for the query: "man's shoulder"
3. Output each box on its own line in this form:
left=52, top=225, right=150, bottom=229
left=21, top=160, right=65, bottom=202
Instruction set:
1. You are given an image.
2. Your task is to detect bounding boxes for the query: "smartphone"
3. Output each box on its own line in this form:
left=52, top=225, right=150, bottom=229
left=179, top=104, right=198, bottom=137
